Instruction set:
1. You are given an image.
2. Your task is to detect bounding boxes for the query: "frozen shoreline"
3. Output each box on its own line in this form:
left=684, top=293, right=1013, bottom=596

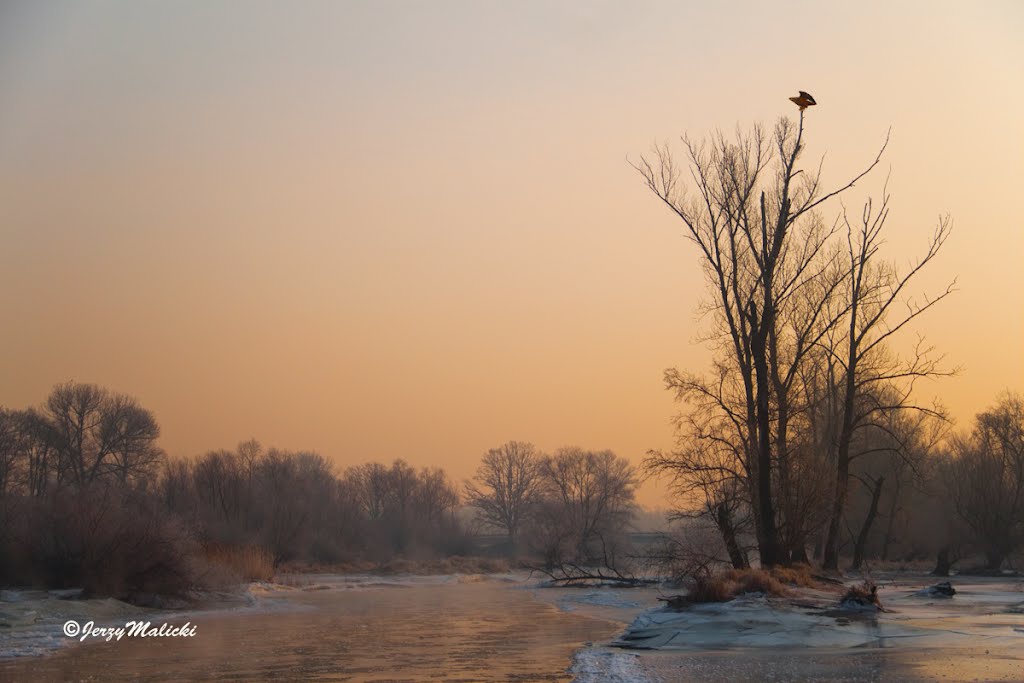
left=0, top=584, right=265, bottom=659
left=615, top=576, right=1024, bottom=651
left=529, top=581, right=664, bottom=683
left=583, top=574, right=1024, bottom=682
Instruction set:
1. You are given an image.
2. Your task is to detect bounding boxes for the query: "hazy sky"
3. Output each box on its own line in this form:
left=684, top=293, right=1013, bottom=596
left=1, top=1, right=1021, bottom=506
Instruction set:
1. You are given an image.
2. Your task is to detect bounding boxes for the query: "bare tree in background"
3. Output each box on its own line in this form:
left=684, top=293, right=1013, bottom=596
left=101, top=394, right=163, bottom=486
left=845, top=406, right=944, bottom=570
left=343, top=459, right=464, bottom=558
left=820, top=190, right=954, bottom=569
left=464, top=441, right=543, bottom=544
left=345, top=462, right=391, bottom=521
left=946, top=393, right=1024, bottom=570
left=0, top=410, right=22, bottom=496
left=536, top=447, right=638, bottom=566
left=45, top=382, right=109, bottom=485
left=42, top=382, right=164, bottom=487
left=10, top=409, right=58, bottom=497
left=191, top=449, right=247, bottom=536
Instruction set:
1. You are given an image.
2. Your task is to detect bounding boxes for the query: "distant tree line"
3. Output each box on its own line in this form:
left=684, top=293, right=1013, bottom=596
left=0, top=382, right=640, bottom=599
left=0, top=383, right=478, bottom=598
left=161, top=444, right=469, bottom=565
left=4, top=378, right=1015, bottom=601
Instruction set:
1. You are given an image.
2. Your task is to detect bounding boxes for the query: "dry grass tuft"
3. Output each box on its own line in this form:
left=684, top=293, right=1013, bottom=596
left=770, top=564, right=818, bottom=588
left=203, top=544, right=275, bottom=582
left=687, top=568, right=789, bottom=603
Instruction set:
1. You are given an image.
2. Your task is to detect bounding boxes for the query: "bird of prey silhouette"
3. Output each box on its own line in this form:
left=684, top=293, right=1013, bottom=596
left=789, top=91, right=817, bottom=111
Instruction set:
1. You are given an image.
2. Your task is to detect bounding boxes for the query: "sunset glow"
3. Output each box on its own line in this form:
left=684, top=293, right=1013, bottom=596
left=1, top=1, right=1021, bottom=507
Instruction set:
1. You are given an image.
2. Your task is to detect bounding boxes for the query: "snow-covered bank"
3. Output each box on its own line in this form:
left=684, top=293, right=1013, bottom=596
left=615, top=577, right=1024, bottom=651
left=0, top=583, right=267, bottom=659
left=524, top=581, right=665, bottom=682
left=558, top=576, right=1024, bottom=682
left=0, top=590, right=144, bottom=658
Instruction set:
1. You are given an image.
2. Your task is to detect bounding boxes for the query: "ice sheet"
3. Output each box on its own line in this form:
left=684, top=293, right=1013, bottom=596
left=615, top=578, right=1024, bottom=652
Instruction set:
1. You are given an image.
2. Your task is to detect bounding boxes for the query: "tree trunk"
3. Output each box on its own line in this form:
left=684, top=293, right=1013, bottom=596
left=752, top=386, right=780, bottom=566
left=751, top=311, right=781, bottom=568
left=789, top=532, right=810, bottom=565
left=715, top=503, right=749, bottom=569
left=881, top=478, right=901, bottom=561
left=823, top=335, right=859, bottom=570
left=985, top=549, right=1005, bottom=572
left=851, top=476, right=884, bottom=571
left=932, top=547, right=951, bottom=577
left=822, top=445, right=850, bottom=570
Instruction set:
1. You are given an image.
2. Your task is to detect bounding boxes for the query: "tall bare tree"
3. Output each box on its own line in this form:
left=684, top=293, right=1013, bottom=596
left=635, top=111, right=886, bottom=566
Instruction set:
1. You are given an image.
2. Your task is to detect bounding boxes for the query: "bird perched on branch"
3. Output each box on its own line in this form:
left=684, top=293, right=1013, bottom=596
left=789, top=91, right=817, bottom=110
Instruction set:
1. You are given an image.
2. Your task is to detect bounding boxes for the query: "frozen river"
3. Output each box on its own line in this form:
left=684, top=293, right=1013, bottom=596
left=2, top=573, right=1022, bottom=682
left=0, top=574, right=646, bottom=682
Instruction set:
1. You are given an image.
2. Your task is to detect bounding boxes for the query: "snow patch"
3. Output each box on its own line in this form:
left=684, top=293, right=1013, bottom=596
left=570, top=646, right=653, bottom=683
left=0, top=594, right=140, bottom=659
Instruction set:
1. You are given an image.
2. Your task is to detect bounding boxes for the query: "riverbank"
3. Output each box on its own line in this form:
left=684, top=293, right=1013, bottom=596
left=604, top=573, right=1024, bottom=682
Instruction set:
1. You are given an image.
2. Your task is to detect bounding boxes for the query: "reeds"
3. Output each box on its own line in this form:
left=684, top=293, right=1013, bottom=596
left=203, top=544, right=275, bottom=582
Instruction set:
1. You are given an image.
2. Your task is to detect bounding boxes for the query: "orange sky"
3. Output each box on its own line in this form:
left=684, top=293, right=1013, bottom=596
left=1, top=1, right=1021, bottom=507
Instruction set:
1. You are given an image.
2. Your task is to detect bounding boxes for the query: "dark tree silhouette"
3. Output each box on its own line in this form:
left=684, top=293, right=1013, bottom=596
left=635, top=110, right=889, bottom=566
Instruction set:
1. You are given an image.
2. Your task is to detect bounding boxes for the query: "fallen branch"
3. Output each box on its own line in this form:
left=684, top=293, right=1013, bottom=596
left=525, top=562, right=658, bottom=587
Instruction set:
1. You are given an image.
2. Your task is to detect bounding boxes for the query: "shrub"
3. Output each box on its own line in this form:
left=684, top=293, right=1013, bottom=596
left=4, top=485, right=206, bottom=600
